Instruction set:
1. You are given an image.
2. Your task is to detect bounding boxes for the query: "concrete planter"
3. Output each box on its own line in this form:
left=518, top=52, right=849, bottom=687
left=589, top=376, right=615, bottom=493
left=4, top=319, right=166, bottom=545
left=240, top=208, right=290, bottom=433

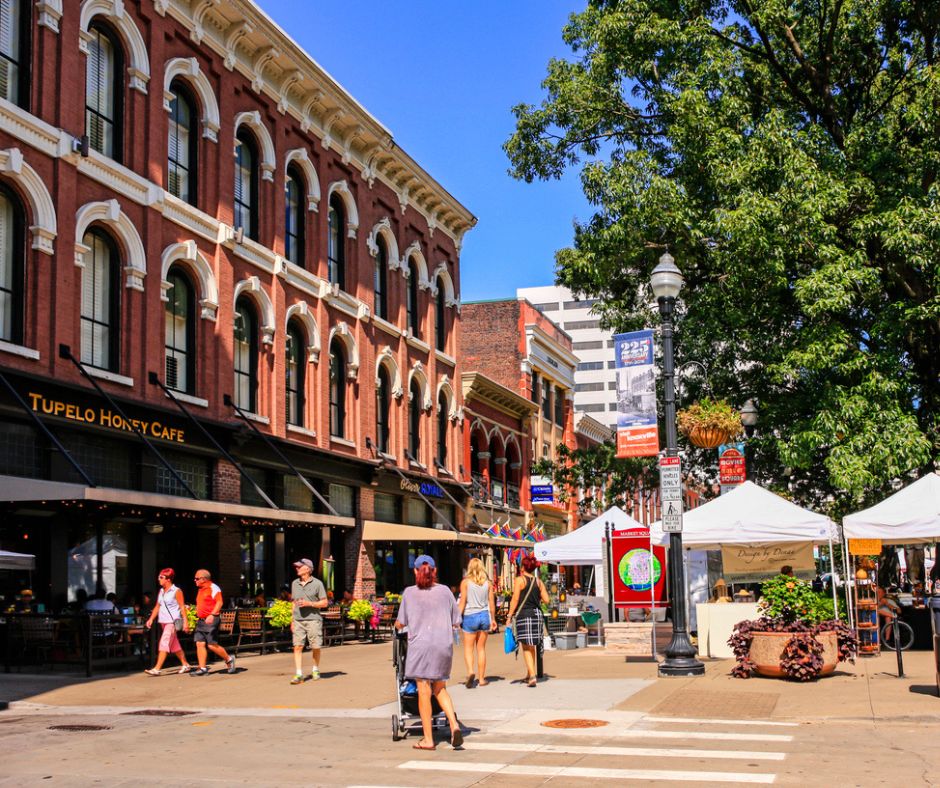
left=749, top=630, right=839, bottom=678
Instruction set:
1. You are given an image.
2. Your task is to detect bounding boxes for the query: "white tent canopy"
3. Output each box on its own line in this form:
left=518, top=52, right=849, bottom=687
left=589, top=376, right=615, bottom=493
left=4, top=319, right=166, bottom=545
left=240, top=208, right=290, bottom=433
left=651, top=481, right=835, bottom=549
left=843, top=472, right=940, bottom=545
left=535, top=506, right=646, bottom=565
left=0, top=550, right=36, bottom=571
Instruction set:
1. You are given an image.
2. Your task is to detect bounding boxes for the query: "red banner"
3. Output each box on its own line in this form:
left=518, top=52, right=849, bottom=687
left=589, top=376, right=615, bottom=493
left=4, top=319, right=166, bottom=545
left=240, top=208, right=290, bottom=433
left=610, top=527, right=668, bottom=608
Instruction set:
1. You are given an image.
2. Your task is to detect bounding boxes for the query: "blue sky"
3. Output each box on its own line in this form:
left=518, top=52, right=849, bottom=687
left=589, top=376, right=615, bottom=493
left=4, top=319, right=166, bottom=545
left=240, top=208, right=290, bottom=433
left=258, top=1, right=592, bottom=302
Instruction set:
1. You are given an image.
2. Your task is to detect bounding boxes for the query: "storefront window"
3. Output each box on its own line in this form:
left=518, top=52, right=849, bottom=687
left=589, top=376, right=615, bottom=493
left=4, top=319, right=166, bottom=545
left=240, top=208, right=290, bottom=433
left=155, top=450, right=210, bottom=498
left=61, top=432, right=135, bottom=489
left=67, top=523, right=97, bottom=601
left=329, top=483, right=355, bottom=517
left=240, top=529, right=266, bottom=596
left=405, top=498, right=428, bottom=526
left=373, top=546, right=394, bottom=596
left=241, top=466, right=271, bottom=507
left=0, top=421, right=42, bottom=478
left=102, top=522, right=128, bottom=600
left=283, top=474, right=313, bottom=511
left=374, top=493, right=398, bottom=523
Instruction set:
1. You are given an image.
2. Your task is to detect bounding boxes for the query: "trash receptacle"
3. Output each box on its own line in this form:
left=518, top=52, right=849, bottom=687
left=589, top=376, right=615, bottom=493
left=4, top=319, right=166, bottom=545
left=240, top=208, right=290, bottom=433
left=928, top=598, right=940, bottom=695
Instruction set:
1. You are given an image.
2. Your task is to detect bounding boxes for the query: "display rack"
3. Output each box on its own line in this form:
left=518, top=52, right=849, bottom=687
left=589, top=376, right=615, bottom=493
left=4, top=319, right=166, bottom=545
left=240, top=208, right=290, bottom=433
left=853, top=555, right=880, bottom=656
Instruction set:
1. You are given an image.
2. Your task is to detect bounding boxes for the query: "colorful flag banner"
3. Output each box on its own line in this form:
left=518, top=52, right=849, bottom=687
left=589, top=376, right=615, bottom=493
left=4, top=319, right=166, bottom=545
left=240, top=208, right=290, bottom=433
left=614, top=329, right=660, bottom=458
left=485, top=523, right=500, bottom=538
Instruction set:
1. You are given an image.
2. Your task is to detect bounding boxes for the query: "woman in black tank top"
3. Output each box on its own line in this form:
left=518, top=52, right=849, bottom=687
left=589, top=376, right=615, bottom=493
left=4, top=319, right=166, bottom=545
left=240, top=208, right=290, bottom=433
left=506, top=553, right=550, bottom=687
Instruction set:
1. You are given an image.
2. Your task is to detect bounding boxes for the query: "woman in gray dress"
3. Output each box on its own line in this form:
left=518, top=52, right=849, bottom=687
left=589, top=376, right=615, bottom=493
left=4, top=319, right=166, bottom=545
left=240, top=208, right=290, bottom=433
left=395, top=555, right=463, bottom=750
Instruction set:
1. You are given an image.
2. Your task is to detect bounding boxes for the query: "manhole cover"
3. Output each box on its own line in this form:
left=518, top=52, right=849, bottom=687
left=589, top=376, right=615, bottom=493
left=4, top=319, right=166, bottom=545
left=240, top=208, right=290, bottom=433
left=541, top=718, right=609, bottom=729
left=122, top=709, right=196, bottom=717
left=48, top=724, right=112, bottom=732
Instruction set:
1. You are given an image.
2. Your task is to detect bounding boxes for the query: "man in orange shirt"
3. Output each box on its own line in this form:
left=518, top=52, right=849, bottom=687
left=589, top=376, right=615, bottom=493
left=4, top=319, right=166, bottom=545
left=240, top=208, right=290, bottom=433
left=190, top=569, right=235, bottom=676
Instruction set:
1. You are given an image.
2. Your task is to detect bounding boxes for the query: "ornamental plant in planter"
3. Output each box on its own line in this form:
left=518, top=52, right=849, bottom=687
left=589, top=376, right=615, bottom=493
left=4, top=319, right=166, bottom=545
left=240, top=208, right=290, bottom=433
left=728, top=575, right=858, bottom=681
left=265, top=599, right=293, bottom=629
left=677, top=398, right=743, bottom=448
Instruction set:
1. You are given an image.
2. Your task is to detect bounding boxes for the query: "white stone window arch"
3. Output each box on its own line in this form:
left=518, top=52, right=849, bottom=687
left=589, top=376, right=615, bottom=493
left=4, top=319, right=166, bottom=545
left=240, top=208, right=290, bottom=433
left=160, top=240, right=219, bottom=321
left=328, top=322, right=359, bottom=379
left=233, top=276, right=276, bottom=346
left=285, top=301, right=321, bottom=363
left=234, top=111, right=276, bottom=181
left=407, top=362, right=432, bottom=411
left=366, top=218, right=400, bottom=270
left=436, top=376, right=459, bottom=421
left=74, top=199, right=145, bottom=290
left=284, top=150, right=321, bottom=212
left=326, top=180, right=359, bottom=238
left=432, top=262, right=459, bottom=308
left=0, top=149, right=57, bottom=255
left=375, top=345, right=403, bottom=399
left=401, top=240, right=431, bottom=290
left=163, top=57, right=220, bottom=142
left=79, top=0, right=150, bottom=93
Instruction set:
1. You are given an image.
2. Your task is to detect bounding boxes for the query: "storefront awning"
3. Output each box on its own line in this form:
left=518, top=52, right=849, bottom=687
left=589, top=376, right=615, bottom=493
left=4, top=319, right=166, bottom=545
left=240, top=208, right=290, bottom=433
left=363, top=520, right=528, bottom=548
left=0, top=475, right=354, bottom=529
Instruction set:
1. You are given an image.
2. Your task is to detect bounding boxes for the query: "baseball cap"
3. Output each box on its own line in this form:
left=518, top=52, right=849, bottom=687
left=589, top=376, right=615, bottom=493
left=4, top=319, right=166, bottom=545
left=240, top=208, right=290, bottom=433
left=413, top=554, right=435, bottom=569
left=293, top=558, right=314, bottom=570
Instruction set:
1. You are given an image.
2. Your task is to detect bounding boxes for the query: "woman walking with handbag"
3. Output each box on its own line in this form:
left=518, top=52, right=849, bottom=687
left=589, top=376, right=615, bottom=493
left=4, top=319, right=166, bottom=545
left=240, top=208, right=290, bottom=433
left=506, top=553, right=550, bottom=687
left=144, top=568, right=192, bottom=675
left=458, top=558, right=497, bottom=688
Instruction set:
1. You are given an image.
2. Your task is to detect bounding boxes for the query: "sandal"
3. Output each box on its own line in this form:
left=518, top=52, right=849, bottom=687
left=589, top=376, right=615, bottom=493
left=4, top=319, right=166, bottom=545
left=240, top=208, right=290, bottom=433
left=178, top=666, right=192, bottom=674
left=527, top=677, right=537, bottom=688
left=144, top=668, right=161, bottom=676
left=465, top=673, right=475, bottom=689
left=451, top=728, right=464, bottom=749
left=412, top=741, right=436, bottom=751
left=478, top=679, right=489, bottom=686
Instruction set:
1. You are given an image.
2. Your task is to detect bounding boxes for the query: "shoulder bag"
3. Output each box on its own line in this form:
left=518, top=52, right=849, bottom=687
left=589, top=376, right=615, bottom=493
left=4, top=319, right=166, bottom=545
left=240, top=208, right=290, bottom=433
left=504, top=577, right=537, bottom=654
left=162, top=591, right=184, bottom=632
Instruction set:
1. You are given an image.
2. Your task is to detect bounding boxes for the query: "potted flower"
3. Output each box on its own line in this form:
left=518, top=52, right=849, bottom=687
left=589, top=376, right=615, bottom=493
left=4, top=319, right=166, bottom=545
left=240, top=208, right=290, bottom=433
left=265, top=599, right=293, bottom=630
left=729, top=575, right=858, bottom=681
left=677, top=398, right=743, bottom=448
left=346, top=599, right=376, bottom=639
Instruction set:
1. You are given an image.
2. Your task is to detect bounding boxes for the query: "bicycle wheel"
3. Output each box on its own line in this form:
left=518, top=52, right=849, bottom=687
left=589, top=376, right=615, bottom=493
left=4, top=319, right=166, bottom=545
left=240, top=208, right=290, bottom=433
left=881, top=620, right=915, bottom=651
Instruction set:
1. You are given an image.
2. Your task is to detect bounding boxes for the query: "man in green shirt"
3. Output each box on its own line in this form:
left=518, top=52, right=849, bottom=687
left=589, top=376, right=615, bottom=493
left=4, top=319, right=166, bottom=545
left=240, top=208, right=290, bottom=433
left=290, top=559, right=328, bottom=684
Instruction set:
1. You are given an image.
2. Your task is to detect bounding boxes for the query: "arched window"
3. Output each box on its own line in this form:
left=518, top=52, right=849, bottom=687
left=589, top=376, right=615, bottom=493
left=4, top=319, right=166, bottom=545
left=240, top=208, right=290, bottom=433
left=406, top=259, right=419, bottom=336
left=164, top=268, right=195, bottom=394
left=85, top=22, right=124, bottom=161
left=374, top=237, right=388, bottom=321
left=327, top=196, right=345, bottom=290
left=436, top=391, right=448, bottom=467
left=233, top=297, right=258, bottom=412
left=286, top=320, right=305, bottom=427
left=284, top=165, right=305, bottom=267
left=435, top=278, right=446, bottom=352
left=376, top=364, right=391, bottom=454
left=234, top=128, right=259, bottom=240
left=80, top=229, right=120, bottom=371
left=329, top=338, right=346, bottom=438
left=167, top=80, right=197, bottom=205
left=408, top=378, right=422, bottom=461
left=0, top=0, right=30, bottom=108
left=0, top=184, right=25, bottom=344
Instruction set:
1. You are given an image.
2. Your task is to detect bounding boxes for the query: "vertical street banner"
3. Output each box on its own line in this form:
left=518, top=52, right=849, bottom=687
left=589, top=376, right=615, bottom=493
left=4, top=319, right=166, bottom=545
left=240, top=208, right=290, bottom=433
left=610, top=526, right=668, bottom=608
left=613, top=329, right=660, bottom=458
left=718, top=442, right=746, bottom=495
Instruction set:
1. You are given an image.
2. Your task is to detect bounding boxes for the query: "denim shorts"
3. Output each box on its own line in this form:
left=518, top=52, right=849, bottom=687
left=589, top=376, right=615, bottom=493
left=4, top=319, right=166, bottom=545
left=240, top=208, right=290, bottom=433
left=461, top=611, right=491, bottom=633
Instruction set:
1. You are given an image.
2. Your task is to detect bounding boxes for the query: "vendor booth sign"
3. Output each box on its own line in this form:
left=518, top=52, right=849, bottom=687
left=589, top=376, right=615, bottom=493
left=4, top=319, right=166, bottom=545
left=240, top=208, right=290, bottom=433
left=613, top=330, right=660, bottom=458
left=610, top=527, right=667, bottom=608
left=721, top=542, right=815, bottom=576
left=848, top=538, right=882, bottom=556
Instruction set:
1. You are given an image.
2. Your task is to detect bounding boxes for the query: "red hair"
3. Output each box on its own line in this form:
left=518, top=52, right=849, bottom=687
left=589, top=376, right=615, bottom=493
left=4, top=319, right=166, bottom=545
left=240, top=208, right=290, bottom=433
left=415, top=564, right=436, bottom=589
left=521, top=553, right=540, bottom=574
left=159, top=568, right=175, bottom=582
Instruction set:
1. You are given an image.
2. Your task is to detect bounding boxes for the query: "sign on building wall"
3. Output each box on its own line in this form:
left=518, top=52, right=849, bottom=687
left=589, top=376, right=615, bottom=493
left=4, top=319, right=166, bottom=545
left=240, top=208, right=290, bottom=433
left=530, top=475, right=554, bottom=504
left=721, top=542, right=816, bottom=576
left=613, top=330, right=660, bottom=458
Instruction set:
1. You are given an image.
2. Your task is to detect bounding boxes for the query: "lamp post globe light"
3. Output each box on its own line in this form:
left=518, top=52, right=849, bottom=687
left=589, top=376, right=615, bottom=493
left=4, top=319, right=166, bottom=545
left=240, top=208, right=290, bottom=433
left=651, top=251, right=705, bottom=677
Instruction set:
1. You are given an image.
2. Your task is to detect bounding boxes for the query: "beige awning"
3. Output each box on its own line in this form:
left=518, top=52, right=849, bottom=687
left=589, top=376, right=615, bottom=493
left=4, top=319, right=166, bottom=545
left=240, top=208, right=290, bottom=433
left=363, top=520, right=528, bottom=548
left=0, top=474, right=354, bottom=529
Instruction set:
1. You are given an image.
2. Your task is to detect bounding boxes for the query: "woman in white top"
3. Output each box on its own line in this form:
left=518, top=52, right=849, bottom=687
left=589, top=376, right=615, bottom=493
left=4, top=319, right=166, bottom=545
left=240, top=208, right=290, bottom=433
left=458, top=558, right=496, bottom=688
left=144, top=568, right=191, bottom=675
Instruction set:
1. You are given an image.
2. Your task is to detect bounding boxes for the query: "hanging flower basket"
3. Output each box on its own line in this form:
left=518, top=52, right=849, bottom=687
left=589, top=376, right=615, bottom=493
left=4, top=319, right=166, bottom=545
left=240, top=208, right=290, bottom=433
left=677, top=398, right=743, bottom=448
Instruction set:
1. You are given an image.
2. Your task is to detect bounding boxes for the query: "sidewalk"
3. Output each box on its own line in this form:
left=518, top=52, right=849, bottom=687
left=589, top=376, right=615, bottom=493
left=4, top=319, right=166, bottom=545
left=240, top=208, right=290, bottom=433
left=1, top=640, right=937, bottom=723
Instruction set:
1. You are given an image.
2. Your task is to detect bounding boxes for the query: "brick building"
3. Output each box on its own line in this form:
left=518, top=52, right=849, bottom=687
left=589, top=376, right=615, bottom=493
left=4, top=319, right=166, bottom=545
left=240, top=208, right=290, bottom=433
left=460, top=298, right=579, bottom=536
left=0, top=0, right=477, bottom=608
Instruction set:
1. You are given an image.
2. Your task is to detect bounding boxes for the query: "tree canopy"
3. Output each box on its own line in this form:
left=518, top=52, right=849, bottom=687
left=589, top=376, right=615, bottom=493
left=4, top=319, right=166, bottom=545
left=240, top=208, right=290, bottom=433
left=506, top=0, right=940, bottom=514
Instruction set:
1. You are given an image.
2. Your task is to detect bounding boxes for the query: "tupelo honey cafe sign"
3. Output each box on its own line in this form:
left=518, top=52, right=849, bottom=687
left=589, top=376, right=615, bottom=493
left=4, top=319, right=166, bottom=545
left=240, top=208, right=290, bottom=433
left=28, top=392, right=186, bottom=443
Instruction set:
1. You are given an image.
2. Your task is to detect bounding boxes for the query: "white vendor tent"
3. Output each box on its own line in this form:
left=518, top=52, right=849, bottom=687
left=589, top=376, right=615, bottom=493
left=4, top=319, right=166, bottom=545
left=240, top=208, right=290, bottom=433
left=535, top=506, right=645, bottom=565
left=0, top=550, right=35, bottom=571
left=651, top=481, right=835, bottom=549
left=842, top=472, right=940, bottom=545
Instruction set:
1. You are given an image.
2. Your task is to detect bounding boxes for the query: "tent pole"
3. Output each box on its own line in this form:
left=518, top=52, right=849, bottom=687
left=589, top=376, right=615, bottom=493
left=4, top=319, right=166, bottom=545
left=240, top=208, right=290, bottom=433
left=842, top=534, right=855, bottom=628
left=827, top=534, right=839, bottom=621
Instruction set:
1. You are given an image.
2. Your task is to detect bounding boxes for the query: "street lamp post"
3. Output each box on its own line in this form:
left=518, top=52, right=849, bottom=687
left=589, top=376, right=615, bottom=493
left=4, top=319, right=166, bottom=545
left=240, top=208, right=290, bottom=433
left=651, top=251, right=705, bottom=677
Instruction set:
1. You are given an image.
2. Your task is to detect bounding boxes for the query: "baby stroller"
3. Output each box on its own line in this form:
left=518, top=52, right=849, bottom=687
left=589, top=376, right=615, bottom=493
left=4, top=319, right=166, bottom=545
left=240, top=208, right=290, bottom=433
left=391, top=629, right=447, bottom=741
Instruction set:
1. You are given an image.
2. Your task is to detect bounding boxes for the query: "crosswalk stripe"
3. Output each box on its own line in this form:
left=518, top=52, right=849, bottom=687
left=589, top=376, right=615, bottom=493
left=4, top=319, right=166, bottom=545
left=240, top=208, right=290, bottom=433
left=462, top=741, right=786, bottom=761
left=643, top=716, right=799, bottom=727
left=400, top=760, right=776, bottom=784
left=619, top=729, right=792, bottom=742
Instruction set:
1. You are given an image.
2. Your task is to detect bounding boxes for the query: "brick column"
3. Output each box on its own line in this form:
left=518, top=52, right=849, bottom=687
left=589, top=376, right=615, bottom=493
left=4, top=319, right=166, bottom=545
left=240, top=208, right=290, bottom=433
left=213, top=459, right=241, bottom=503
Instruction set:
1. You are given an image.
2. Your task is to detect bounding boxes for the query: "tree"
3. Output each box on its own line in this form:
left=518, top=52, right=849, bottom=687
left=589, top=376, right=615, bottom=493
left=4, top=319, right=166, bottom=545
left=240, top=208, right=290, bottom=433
left=506, top=0, right=939, bottom=514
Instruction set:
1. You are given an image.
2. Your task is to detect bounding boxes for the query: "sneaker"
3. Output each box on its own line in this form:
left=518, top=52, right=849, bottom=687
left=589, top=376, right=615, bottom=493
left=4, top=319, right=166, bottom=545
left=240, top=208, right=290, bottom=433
left=310, top=669, right=320, bottom=681
left=290, top=674, right=304, bottom=685
left=226, top=655, right=236, bottom=674
left=190, top=667, right=209, bottom=676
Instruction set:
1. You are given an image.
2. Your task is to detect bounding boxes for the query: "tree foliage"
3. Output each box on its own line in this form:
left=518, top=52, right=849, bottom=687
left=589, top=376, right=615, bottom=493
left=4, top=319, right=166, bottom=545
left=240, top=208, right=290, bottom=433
left=506, top=0, right=940, bottom=513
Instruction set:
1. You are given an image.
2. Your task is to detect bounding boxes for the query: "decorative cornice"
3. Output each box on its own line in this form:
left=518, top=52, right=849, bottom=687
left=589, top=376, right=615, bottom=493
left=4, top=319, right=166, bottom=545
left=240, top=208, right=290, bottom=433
left=461, top=372, right=539, bottom=420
